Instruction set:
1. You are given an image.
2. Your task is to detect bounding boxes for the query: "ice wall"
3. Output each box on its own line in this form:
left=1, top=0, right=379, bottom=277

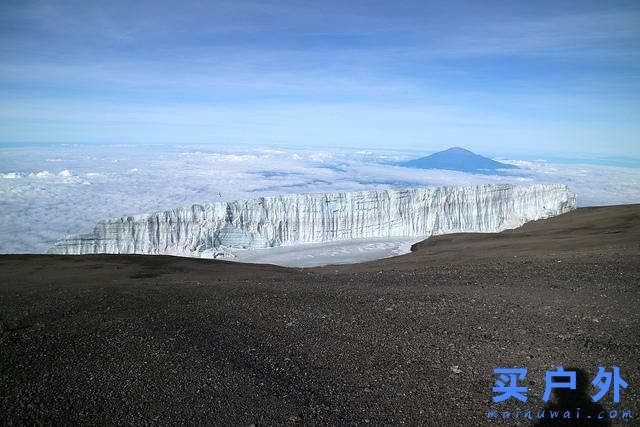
left=48, top=184, right=576, bottom=257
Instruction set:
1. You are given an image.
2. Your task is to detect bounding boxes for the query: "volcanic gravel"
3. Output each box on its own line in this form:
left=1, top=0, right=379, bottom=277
left=1, top=205, right=639, bottom=425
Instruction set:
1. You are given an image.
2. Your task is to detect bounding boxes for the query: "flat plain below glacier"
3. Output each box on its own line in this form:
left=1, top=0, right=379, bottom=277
left=230, top=236, right=422, bottom=267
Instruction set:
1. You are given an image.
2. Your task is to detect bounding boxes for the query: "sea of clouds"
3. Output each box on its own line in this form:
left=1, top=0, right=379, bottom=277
left=1, top=144, right=639, bottom=253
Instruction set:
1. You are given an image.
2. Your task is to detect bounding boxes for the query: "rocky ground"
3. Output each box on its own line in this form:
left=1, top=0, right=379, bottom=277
left=1, top=205, right=639, bottom=425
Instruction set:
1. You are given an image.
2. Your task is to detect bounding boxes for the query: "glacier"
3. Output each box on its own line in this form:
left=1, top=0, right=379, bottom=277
left=48, top=184, right=577, bottom=260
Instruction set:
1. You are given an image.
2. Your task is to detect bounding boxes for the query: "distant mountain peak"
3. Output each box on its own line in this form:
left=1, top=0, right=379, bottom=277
left=400, top=147, right=518, bottom=174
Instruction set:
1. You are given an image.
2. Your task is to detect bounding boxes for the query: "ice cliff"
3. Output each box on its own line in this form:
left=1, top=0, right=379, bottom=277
left=48, top=184, right=576, bottom=257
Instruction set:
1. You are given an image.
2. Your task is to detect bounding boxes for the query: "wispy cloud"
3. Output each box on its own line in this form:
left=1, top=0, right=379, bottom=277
left=1, top=1, right=639, bottom=155
left=427, top=10, right=640, bottom=60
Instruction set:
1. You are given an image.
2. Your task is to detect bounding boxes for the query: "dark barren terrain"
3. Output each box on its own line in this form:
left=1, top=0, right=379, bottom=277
left=1, top=205, right=639, bottom=425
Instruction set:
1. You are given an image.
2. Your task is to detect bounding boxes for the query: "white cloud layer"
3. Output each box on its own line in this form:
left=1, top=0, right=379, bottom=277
left=1, top=144, right=639, bottom=253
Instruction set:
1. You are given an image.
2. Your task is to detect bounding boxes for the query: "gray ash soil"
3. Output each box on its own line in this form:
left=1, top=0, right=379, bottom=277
left=1, top=205, right=639, bottom=425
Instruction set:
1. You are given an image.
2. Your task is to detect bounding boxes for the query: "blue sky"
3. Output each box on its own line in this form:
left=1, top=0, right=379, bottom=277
left=1, top=0, right=639, bottom=156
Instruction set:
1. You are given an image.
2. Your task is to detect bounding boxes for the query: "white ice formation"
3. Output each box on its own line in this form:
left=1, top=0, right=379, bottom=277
left=48, top=184, right=576, bottom=258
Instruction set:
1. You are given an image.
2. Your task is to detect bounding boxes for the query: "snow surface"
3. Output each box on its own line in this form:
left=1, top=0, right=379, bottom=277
left=230, top=236, right=422, bottom=267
